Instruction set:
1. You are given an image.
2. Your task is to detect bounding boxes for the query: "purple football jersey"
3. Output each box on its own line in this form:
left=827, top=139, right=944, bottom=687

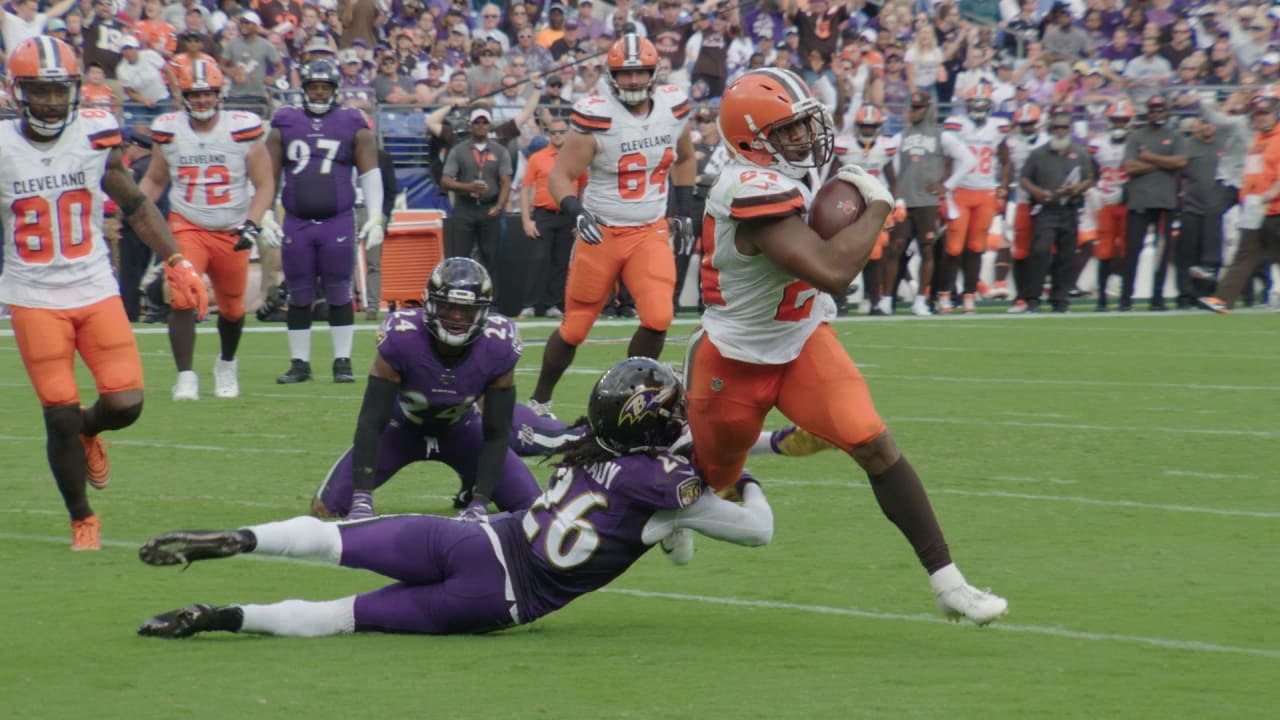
left=495, top=452, right=704, bottom=622
left=376, top=308, right=522, bottom=433
left=272, top=106, right=368, bottom=219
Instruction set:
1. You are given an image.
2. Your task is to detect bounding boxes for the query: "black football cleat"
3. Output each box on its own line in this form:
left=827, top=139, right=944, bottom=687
left=333, top=357, right=355, bottom=384
left=139, top=530, right=255, bottom=567
left=138, top=604, right=242, bottom=638
left=276, top=359, right=313, bottom=384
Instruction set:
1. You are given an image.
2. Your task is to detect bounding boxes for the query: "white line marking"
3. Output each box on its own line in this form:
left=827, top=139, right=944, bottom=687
left=893, top=415, right=1280, bottom=438
left=765, top=478, right=1280, bottom=518
left=866, top=374, right=1280, bottom=393
left=1162, top=469, right=1261, bottom=480
left=0, top=435, right=311, bottom=454
left=1, top=531, right=1273, bottom=660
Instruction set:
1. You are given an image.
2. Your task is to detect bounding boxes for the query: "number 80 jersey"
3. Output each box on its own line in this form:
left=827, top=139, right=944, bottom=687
left=571, top=84, right=690, bottom=226
left=150, top=110, right=264, bottom=231
left=700, top=161, right=835, bottom=365
left=0, top=109, right=122, bottom=310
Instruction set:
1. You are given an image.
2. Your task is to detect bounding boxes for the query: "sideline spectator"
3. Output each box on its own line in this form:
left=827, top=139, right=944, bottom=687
left=1121, top=96, right=1187, bottom=311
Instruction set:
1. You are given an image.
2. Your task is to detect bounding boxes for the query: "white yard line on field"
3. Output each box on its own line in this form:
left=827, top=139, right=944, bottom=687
left=892, top=415, right=1280, bottom=437
left=766, top=478, right=1280, bottom=518
left=0, top=531, right=1274, bottom=660
left=0, top=434, right=312, bottom=454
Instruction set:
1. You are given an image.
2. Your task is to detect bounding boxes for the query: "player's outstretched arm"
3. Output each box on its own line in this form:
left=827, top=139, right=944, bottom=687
left=644, top=478, right=773, bottom=547
left=467, top=369, right=517, bottom=515
left=265, top=128, right=284, bottom=185
left=348, top=352, right=402, bottom=519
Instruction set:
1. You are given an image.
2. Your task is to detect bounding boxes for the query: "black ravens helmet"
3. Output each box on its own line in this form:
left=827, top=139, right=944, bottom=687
left=424, top=257, right=493, bottom=346
left=299, top=59, right=340, bottom=115
left=588, top=357, right=685, bottom=455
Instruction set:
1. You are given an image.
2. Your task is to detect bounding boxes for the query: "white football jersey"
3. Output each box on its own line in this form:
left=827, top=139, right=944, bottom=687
left=700, top=161, right=836, bottom=365
left=943, top=115, right=1009, bottom=191
left=1006, top=131, right=1049, bottom=204
left=151, top=109, right=264, bottom=231
left=570, top=84, right=690, bottom=226
left=0, top=109, right=121, bottom=309
left=1088, top=135, right=1129, bottom=205
left=833, top=134, right=898, bottom=179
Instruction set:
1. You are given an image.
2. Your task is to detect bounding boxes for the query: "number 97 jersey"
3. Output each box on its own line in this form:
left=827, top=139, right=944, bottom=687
left=150, top=110, right=265, bottom=231
left=271, top=106, right=368, bottom=220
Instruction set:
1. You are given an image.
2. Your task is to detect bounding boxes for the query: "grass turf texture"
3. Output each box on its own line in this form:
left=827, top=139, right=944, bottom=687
left=1, top=312, right=1276, bottom=719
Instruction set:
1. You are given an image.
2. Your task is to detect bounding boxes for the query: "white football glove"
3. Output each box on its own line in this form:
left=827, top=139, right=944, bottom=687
left=360, top=215, right=385, bottom=250
left=835, top=164, right=894, bottom=208
left=258, top=210, right=282, bottom=249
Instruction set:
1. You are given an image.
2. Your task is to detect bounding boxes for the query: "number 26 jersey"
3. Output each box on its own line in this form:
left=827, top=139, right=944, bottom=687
left=150, top=110, right=264, bottom=231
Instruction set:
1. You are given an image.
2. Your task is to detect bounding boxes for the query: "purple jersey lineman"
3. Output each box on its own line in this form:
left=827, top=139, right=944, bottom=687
left=337, top=450, right=704, bottom=633
left=273, top=105, right=367, bottom=219
left=314, top=308, right=542, bottom=515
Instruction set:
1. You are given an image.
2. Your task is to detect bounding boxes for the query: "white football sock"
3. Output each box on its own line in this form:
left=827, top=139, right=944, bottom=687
left=238, top=596, right=356, bottom=636
left=287, top=329, right=311, bottom=362
left=244, top=516, right=342, bottom=563
left=331, top=324, right=356, bottom=360
left=749, top=431, right=775, bottom=456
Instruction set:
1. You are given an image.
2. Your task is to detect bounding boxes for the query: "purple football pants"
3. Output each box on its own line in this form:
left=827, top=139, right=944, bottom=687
left=341, top=514, right=519, bottom=634
left=282, top=210, right=357, bottom=307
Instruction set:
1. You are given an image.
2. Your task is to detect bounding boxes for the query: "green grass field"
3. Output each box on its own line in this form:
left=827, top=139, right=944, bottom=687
left=1, top=311, right=1277, bottom=720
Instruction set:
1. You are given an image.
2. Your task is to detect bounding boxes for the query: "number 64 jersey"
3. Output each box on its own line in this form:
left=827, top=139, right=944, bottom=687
left=150, top=109, right=264, bottom=231
left=0, top=109, right=122, bottom=309
left=699, top=161, right=836, bottom=364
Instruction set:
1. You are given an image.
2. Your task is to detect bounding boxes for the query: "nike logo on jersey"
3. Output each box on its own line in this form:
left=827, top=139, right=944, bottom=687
left=336, top=236, right=348, bottom=243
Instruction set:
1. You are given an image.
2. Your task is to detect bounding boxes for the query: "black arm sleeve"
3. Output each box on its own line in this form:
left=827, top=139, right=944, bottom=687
left=472, top=384, right=516, bottom=505
left=673, top=184, right=694, bottom=217
left=378, top=149, right=398, bottom=218
left=351, top=375, right=399, bottom=492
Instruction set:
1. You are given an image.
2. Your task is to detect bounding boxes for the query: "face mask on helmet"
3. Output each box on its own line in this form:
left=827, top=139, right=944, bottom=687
left=753, top=99, right=835, bottom=179
left=967, top=99, right=992, bottom=124
left=1018, top=122, right=1037, bottom=137
left=17, top=79, right=80, bottom=138
left=609, top=67, right=655, bottom=105
left=183, top=89, right=221, bottom=121
left=1109, top=118, right=1130, bottom=141
left=423, top=260, right=493, bottom=347
left=587, top=358, right=686, bottom=456
left=302, top=80, right=337, bottom=115
left=855, top=123, right=880, bottom=143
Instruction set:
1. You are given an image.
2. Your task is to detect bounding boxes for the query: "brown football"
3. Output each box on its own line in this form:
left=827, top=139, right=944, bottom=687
left=807, top=176, right=867, bottom=240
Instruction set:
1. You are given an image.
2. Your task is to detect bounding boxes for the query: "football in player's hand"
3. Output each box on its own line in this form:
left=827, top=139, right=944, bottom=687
left=808, top=176, right=867, bottom=240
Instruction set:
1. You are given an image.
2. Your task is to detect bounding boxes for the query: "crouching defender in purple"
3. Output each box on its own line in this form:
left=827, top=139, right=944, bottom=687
left=137, top=357, right=773, bottom=638
left=266, top=59, right=385, bottom=385
left=312, top=257, right=541, bottom=520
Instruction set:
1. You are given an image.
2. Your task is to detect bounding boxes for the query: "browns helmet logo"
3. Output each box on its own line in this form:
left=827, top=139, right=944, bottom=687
left=837, top=198, right=857, bottom=216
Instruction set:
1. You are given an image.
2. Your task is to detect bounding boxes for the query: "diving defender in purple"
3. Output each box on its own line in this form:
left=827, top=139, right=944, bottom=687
left=136, top=358, right=773, bottom=639
left=267, top=59, right=385, bottom=385
left=313, top=258, right=541, bottom=519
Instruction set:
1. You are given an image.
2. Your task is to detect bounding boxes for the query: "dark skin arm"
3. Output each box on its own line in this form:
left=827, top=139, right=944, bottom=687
left=736, top=199, right=892, bottom=297
left=102, top=147, right=180, bottom=260
left=266, top=127, right=284, bottom=185
left=471, top=369, right=516, bottom=505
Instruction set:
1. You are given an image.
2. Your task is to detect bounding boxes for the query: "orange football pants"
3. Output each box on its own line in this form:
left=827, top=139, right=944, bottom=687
left=10, top=296, right=143, bottom=407
left=945, top=188, right=998, bottom=255
left=170, top=213, right=248, bottom=321
left=1093, top=203, right=1128, bottom=261
left=686, top=324, right=886, bottom=491
left=559, top=218, right=675, bottom=346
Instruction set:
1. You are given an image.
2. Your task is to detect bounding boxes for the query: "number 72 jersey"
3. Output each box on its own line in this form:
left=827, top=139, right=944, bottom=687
left=150, top=110, right=264, bottom=231
left=700, top=161, right=835, bottom=365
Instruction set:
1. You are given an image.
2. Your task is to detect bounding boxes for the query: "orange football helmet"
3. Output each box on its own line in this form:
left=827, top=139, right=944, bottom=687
left=718, top=68, right=834, bottom=179
left=8, top=36, right=82, bottom=138
left=852, top=105, right=883, bottom=143
left=963, top=81, right=994, bottom=123
left=175, top=58, right=224, bottom=120
left=606, top=34, right=659, bottom=105
left=1105, top=99, right=1135, bottom=121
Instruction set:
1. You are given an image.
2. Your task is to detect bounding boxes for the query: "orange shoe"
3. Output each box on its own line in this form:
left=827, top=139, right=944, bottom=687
left=81, top=434, right=110, bottom=490
left=71, top=515, right=101, bottom=551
